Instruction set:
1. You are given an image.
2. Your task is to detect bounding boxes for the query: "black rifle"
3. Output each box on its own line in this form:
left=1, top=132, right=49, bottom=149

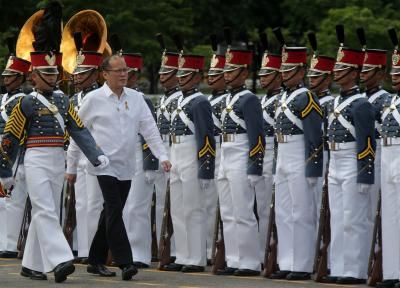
left=158, top=179, right=174, bottom=269
left=367, top=191, right=382, bottom=286
left=211, top=200, right=226, bottom=274
left=262, top=187, right=278, bottom=277
left=17, top=197, right=32, bottom=258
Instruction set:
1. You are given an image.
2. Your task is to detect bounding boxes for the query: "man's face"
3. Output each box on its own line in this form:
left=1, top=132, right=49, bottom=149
left=260, top=72, right=280, bottom=91
left=159, top=70, right=178, bottom=89
left=334, top=68, right=356, bottom=87
left=31, top=71, right=58, bottom=92
left=308, top=74, right=331, bottom=92
left=3, top=74, right=23, bottom=92
left=178, top=72, right=201, bottom=91
left=392, top=74, right=400, bottom=90
left=103, top=57, right=128, bottom=90
left=127, top=71, right=139, bottom=88
left=224, top=68, right=246, bottom=88
left=207, top=73, right=225, bottom=90
left=282, top=67, right=303, bottom=88
left=75, top=69, right=98, bottom=90
left=360, top=68, right=382, bottom=88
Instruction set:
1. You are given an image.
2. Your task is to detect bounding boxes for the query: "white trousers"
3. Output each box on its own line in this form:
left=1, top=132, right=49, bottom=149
left=381, top=144, right=400, bottom=279
left=205, top=137, right=220, bottom=259
left=123, top=141, right=156, bottom=265
left=254, top=137, right=274, bottom=262
left=153, top=141, right=175, bottom=256
left=86, top=173, right=103, bottom=251
left=218, top=134, right=260, bottom=270
left=275, top=135, right=316, bottom=273
left=22, top=147, right=73, bottom=272
left=75, top=158, right=89, bottom=257
left=170, top=136, right=206, bottom=266
left=4, top=164, right=27, bottom=252
left=328, top=147, right=372, bottom=278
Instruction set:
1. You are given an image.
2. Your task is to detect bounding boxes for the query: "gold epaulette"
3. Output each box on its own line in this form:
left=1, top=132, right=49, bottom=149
left=4, top=98, right=26, bottom=140
left=198, top=136, right=216, bottom=158
left=68, top=102, right=83, bottom=128
left=301, top=92, right=323, bottom=118
left=249, top=135, right=265, bottom=157
left=358, top=136, right=375, bottom=160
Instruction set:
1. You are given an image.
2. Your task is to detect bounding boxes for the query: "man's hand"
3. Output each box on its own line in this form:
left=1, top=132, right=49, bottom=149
left=65, top=173, right=77, bottom=185
left=161, top=160, right=172, bottom=172
left=144, top=171, right=157, bottom=184
left=0, top=177, right=14, bottom=197
left=97, top=155, right=110, bottom=169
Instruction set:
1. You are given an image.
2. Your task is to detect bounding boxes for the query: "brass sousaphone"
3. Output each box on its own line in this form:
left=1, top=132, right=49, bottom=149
left=60, top=10, right=112, bottom=75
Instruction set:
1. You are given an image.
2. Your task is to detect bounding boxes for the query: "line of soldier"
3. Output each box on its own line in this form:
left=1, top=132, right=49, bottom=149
left=1, top=9, right=400, bottom=288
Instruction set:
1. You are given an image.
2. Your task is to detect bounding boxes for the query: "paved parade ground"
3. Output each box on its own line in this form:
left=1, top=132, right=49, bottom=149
left=0, top=258, right=369, bottom=288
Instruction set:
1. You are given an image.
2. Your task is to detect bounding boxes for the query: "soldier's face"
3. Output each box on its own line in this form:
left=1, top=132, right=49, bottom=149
left=360, top=69, right=383, bottom=88
left=392, top=74, right=400, bottom=90
left=75, top=70, right=98, bottom=90
left=31, top=71, right=58, bottom=91
left=159, top=71, right=178, bottom=89
left=260, top=72, right=281, bottom=91
left=282, top=67, right=304, bottom=87
left=224, top=68, right=247, bottom=88
left=103, top=57, right=128, bottom=90
left=207, top=74, right=225, bottom=90
left=3, top=74, right=23, bottom=92
left=127, top=71, right=138, bottom=88
left=178, top=72, right=201, bottom=91
left=308, top=75, right=331, bottom=92
left=334, top=69, right=358, bottom=86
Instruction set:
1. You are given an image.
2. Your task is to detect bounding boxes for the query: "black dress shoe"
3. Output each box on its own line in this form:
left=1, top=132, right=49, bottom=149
left=181, top=265, right=205, bottom=273
left=20, top=266, right=47, bottom=280
left=215, top=267, right=237, bottom=275
left=319, top=275, right=338, bottom=283
left=53, top=261, right=75, bottom=283
left=234, top=269, right=260, bottom=276
left=269, top=270, right=291, bottom=279
left=87, top=264, right=116, bottom=277
left=394, top=281, right=400, bottom=288
left=121, top=264, right=138, bottom=281
left=133, top=261, right=150, bottom=269
left=80, top=257, right=89, bottom=264
left=0, top=251, right=18, bottom=258
left=161, top=263, right=183, bottom=271
left=207, top=259, right=212, bottom=266
left=336, top=277, right=366, bottom=284
left=376, top=279, right=399, bottom=288
left=286, top=272, right=311, bottom=280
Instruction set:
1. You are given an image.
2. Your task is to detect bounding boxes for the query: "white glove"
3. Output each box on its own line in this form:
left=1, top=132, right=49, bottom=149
left=248, top=175, right=262, bottom=188
left=306, top=177, right=318, bottom=187
left=358, top=183, right=371, bottom=193
left=144, top=170, right=157, bottom=184
left=96, top=155, right=110, bottom=169
left=199, top=179, right=212, bottom=190
left=1, top=177, right=14, bottom=191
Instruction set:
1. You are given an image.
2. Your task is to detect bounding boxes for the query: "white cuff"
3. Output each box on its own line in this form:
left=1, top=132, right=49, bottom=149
left=159, top=154, right=168, bottom=163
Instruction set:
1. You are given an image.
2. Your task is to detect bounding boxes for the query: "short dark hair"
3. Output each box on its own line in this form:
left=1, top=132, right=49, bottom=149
left=101, top=55, right=124, bottom=71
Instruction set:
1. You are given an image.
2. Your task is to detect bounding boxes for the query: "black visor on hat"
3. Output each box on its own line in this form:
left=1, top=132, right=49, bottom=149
left=333, top=63, right=352, bottom=72
left=35, top=67, right=59, bottom=75
left=391, top=67, right=400, bottom=75
left=159, top=66, right=177, bottom=75
left=258, top=68, right=279, bottom=76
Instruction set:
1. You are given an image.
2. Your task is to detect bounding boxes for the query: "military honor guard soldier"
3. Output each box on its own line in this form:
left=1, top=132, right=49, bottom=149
left=154, top=50, right=182, bottom=258
left=376, top=36, right=400, bottom=288
left=205, top=48, right=228, bottom=262
left=324, top=46, right=376, bottom=285
left=306, top=52, right=335, bottom=220
left=66, top=47, right=103, bottom=264
left=256, top=50, right=282, bottom=262
left=0, top=54, right=30, bottom=258
left=0, top=44, right=108, bottom=282
left=216, top=48, right=265, bottom=276
left=121, top=52, right=160, bottom=268
left=161, top=53, right=216, bottom=273
left=360, top=49, right=390, bottom=218
left=271, top=46, right=323, bottom=280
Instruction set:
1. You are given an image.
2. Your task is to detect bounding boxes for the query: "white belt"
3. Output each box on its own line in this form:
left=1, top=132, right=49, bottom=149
left=382, top=137, right=400, bottom=146
left=215, top=135, right=221, bottom=144
left=329, top=141, right=357, bottom=151
left=275, top=133, right=303, bottom=143
left=221, top=133, right=248, bottom=143
left=171, top=134, right=195, bottom=144
left=160, top=134, right=169, bottom=142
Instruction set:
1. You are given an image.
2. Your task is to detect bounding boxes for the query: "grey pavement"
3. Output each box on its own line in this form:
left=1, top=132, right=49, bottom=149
left=0, top=258, right=369, bottom=288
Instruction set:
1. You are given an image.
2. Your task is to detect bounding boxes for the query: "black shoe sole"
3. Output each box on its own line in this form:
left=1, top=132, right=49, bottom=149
left=55, top=265, right=75, bottom=283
